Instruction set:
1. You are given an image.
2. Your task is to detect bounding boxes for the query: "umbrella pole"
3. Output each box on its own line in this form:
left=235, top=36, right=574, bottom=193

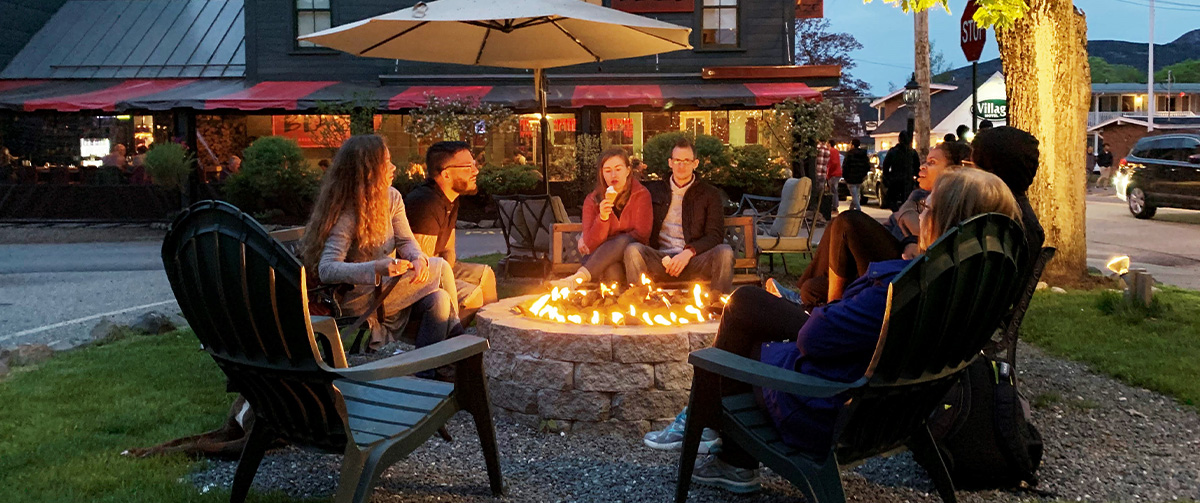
left=536, top=68, right=551, bottom=195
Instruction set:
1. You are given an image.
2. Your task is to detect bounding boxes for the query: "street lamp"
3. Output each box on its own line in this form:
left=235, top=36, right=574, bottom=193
left=903, top=73, right=919, bottom=148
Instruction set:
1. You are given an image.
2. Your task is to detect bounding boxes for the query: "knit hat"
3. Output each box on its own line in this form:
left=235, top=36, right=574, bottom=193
left=971, top=126, right=1039, bottom=195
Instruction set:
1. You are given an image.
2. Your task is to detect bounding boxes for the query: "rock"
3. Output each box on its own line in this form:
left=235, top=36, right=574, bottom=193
left=539, top=332, right=611, bottom=363
left=1036, top=281, right=1049, bottom=291
left=571, top=419, right=651, bottom=437
left=654, top=362, right=693, bottom=390
left=456, top=220, right=478, bottom=229
left=483, top=350, right=516, bottom=381
left=611, top=390, right=689, bottom=421
left=574, top=363, right=653, bottom=392
left=489, top=381, right=540, bottom=414
left=10, top=344, right=54, bottom=367
left=613, top=332, right=688, bottom=363
left=1051, top=286, right=1067, bottom=293
left=89, top=319, right=125, bottom=343
left=477, top=219, right=495, bottom=229
left=537, top=389, right=610, bottom=421
left=689, top=331, right=716, bottom=352
left=130, top=311, right=176, bottom=335
left=508, top=356, right=574, bottom=390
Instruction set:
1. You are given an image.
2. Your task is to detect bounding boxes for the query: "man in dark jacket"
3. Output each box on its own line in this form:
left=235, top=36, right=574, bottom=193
left=840, top=139, right=871, bottom=211
left=624, top=137, right=734, bottom=293
left=881, top=130, right=920, bottom=211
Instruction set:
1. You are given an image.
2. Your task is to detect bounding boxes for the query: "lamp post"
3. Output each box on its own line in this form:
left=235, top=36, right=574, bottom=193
left=903, top=73, right=919, bottom=148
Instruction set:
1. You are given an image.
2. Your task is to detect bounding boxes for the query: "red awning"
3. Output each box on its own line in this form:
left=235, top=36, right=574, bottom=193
left=572, top=85, right=664, bottom=108
left=204, top=81, right=338, bottom=110
left=744, top=83, right=820, bottom=106
left=388, top=86, right=494, bottom=109
left=23, top=79, right=196, bottom=112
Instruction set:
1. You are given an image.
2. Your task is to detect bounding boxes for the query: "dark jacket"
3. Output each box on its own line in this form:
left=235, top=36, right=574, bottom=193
left=882, top=145, right=919, bottom=186
left=645, top=177, right=726, bottom=255
left=841, top=147, right=871, bottom=184
left=1097, top=150, right=1113, bottom=168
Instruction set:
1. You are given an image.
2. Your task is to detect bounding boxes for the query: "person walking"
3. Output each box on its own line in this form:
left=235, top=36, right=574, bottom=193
left=824, top=140, right=842, bottom=217
left=840, top=139, right=871, bottom=211
left=1096, top=144, right=1114, bottom=189
left=881, top=130, right=920, bottom=211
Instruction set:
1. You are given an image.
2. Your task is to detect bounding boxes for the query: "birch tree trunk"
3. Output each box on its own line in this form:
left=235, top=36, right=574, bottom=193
left=996, top=2, right=1090, bottom=284
left=914, top=9, right=932, bottom=156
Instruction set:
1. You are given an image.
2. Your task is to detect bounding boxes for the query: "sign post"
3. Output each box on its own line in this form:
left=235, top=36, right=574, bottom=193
left=960, top=0, right=986, bottom=132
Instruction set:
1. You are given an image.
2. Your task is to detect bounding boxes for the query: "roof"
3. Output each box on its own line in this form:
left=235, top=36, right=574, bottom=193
left=871, top=58, right=1005, bottom=136
left=1088, top=115, right=1200, bottom=132
left=1091, top=83, right=1200, bottom=94
left=868, top=83, right=957, bottom=109
left=0, top=0, right=244, bottom=79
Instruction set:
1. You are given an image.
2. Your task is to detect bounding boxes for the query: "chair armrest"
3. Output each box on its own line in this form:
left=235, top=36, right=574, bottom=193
left=688, top=347, right=865, bottom=398
left=333, top=335, right=490, bottom=381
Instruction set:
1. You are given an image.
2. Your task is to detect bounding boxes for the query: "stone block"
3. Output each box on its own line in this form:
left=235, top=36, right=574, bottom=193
left=574, top=363, right=653, bottom=392
left=612, top=390, right=689, bottom=421
left=483, top=351, right=516, bottom=381
left=487, top=325, right=543, bottom=356
left=539, top=331, right=611, bottom=363
left=612, top=332, right=688, bottom=363
left=537, top=389, right=610, bottom=421
left=489, top=381, right=539, bottom=415
left=509, top=355, right=573, bottom=390
left=571, top=419, right=652, bottom=437
left=131, top=311, right=176, bottom=335
left=10, top=344, right=53, bottom=367
left=654, top=362, right=694, bottom=390
left=689, top=331, right=717, bottom=352
left=478, top=219, right=495, bottom=229
left=493, top=408, right=541, bottom=429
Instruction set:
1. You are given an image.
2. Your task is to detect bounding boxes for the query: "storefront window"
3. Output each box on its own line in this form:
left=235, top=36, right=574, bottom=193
left=296, top=0, right=332, bottom=49
left=700, top=0, right=739, bottom=49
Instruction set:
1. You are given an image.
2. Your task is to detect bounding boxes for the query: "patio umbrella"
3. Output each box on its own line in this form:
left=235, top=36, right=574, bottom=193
left=298, top=0, right=692, bottom=193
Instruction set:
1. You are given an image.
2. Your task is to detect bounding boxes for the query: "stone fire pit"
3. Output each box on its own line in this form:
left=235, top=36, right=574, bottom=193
left=476, top=294, right=718, bottom=436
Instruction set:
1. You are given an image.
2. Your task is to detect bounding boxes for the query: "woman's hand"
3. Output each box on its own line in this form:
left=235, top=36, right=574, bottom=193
left=598, top=198, right=614, bottom=221
left=375, top=258, right=412, bottom=277
left=577, top=240, right=591, bottom=255
left=410, top=256, right=431, bottom=284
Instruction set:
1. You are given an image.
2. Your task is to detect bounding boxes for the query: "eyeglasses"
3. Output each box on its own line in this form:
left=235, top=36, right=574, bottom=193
left=668, top=158, right=698, bottom=165
left=442, top=163, right=478, bottom=171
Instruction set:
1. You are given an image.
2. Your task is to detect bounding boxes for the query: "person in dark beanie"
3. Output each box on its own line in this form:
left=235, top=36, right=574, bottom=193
left=881, top=130, right=920, bottom=211
left=970, top=126, right=1045, bottom=258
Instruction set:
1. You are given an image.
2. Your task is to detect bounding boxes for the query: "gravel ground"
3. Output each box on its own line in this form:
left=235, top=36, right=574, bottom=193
left=189, top=344, right=1200, bottom=503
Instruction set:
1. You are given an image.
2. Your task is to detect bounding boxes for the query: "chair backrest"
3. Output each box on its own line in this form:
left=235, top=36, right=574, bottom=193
left=161, top=201, right=347, bottom=450
left=494, top=194, right=565, bottom=257
left=768, top=177, right=813, bottom=237
left=833, top=213, right=1028, bottom=463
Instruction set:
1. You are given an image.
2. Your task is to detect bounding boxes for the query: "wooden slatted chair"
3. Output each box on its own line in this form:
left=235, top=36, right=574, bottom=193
left=675, top=213, right=1029, bottom=503
left=161, top=201, right=503, bottom=503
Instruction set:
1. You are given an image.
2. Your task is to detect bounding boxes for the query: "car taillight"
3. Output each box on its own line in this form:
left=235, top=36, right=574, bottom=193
left=1119, top=158, right=1128, bottom=169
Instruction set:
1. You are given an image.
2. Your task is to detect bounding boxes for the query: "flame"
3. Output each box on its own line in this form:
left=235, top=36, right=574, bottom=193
left=591, top=311, right=600, bottom=325
left=551, top=288, right=561, bottom=302
left=642, top=312, right=655, bottom=325
left=529, top=294, right=550, bottom=314
left=600, top=283, right=613, bottom=296
left=685, top=305, right=705, bottom=323
left=630, top=305, right=637, bottom=317
left=720, top=294, right=730, bottom=305
left=693, top=284, right=703, bottom=308
left=670, top=312, right=678, bottom=323
left=567, top=314, right=583, bottom=324
left=611, top=312, right=624, bottom=325
left=575, top=277, right=584, bottom=284
left=679, top=318, right=690, bottom=324
left=653, top=314, right=671, bottom=325
left=559, top=287, right=570, bottom=299
left=640, top=273, right=651, bottom=285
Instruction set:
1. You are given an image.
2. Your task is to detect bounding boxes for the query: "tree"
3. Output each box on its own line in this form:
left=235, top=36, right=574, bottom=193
left=930, top=42, right=954, bottom=83
left=869, top=0, right=1090, bottom=285
left=1090, top=56, right=1146, bottom=84
left=1155, top=59, right=1200, bottom=83
left=794, top=18, right=870, bottom=96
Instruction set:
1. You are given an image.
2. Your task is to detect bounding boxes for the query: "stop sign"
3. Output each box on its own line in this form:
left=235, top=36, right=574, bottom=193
left=960, top=0, right=986, bottom=62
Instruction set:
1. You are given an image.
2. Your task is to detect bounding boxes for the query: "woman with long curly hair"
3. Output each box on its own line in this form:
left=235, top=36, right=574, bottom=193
left=300, top=134, right=460, bottom=352
left=552, top=147, right=653, bottom=287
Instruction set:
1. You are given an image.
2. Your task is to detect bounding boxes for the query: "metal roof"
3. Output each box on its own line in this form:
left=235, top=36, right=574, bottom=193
left=1091, top=83, right=1200, bottom=94
left=0, top=0, right=244, bottom=79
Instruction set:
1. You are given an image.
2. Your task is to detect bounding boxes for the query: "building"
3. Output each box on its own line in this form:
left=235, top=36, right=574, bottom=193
left=869, top=59, right=1005, bottom=153
left=0, top=0, right=840, bottom=178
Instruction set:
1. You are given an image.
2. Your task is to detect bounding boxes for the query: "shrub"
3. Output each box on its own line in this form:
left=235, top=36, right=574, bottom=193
left=642, top=132, right=731, bottom=180
left=142, top=142, right=194, bottom=190
left=224, top=136, right=321, bottom=220
left=393, top=163, right=425, bottom=194
left=476, top=163, right=541, bottom=195
left=708, top=144, right=789, bottom=195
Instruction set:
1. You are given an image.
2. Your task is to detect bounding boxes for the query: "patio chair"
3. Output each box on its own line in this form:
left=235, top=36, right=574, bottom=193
left=990, top=246, right=1057, bottom=366
left=675, top=212, right=1029, bottom=503
left=162, top=201, right=503, bottom=503
left=493, top=194, right=569, bottom=278
left=738, top=177, right=814, bottom=274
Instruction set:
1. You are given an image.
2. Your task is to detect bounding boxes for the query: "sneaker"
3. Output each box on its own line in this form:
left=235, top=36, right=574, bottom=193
left=643, top=409, right=722, bottom=454
left=764, top=278, right=803, bottom=306
left=692, top=454, right=761, bottom=494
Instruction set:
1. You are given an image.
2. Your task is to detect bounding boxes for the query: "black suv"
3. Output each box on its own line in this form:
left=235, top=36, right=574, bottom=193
left=1115, top=133, right=1200, bottom=219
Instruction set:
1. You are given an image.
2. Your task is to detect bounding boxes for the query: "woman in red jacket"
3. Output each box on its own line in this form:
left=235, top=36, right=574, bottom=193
left=553, top=147, right=653, bottom=287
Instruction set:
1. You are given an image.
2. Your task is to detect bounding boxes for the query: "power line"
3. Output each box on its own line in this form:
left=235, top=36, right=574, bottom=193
left=855, top=58, right=914, bottom=70
left=1107, top=0, right=1200, bottom=11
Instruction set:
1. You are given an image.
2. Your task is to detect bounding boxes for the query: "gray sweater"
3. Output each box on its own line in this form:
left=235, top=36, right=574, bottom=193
left=319, top=187, right=427, bottom=307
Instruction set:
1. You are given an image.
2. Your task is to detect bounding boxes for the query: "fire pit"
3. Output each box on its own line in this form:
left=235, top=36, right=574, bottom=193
left=475, top=281, right=722, bottom=436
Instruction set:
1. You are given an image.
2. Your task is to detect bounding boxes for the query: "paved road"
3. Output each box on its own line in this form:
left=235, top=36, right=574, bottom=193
left=1084, top=191, right=1200, bottom=290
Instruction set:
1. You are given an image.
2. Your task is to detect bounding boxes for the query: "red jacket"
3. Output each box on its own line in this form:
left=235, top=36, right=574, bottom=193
left=581, top=178, right=653, bottom=251
left=826, top=147, right=842, bottom=178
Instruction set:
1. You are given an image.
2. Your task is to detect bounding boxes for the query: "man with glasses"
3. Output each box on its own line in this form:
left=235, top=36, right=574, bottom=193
left=623, top=136, right=734, bottom=293
left=405, top=141, right=498, bottom=325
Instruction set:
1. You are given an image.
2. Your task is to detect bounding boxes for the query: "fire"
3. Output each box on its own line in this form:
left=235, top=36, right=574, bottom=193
left=515, top=276, right=727, bottom=326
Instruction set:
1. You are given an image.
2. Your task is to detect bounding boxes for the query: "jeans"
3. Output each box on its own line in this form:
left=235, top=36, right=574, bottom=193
left=847, top=183, right=862, bottom=211
left=582, top=233, right=635, bottom=285
left=825, top=177, right=841, bottom=214
left=623, top=243, right=735, bottom=293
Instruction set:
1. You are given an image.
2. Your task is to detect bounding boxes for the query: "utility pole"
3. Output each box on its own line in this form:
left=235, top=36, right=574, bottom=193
left=914, top=9, right=931, bottom=155
left=1147, top=0, right=1155, bottom=131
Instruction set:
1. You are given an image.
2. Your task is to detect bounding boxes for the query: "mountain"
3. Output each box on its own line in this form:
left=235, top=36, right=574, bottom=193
left=1088, top=29, right=1200, bottom=71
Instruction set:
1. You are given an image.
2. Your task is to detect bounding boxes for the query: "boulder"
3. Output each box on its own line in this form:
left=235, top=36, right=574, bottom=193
left=11, top=343, right=53, bottom=367
left=130, top=311, right=176, bottom=335
left=478, top=219, right=495, bottom=229
left=90, top=319, right=125, bottom=343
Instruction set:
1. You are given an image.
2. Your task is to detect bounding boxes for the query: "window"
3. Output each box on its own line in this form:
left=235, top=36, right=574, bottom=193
left=700, top=0, right=738, bottom=49
left=296, top=0, right=332, bottom=49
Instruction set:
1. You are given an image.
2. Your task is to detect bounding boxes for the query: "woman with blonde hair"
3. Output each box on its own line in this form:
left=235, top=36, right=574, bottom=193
left=679, top=168, right=1022, bottom=494
left=300, top=134, right=460, bottom=354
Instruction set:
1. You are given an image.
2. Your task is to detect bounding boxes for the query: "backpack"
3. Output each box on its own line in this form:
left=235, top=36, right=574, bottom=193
left=929, top=355, right=1044, bottom=489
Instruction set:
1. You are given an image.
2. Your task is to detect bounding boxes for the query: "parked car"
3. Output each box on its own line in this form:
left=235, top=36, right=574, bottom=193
left=860, top=151, right=885, bottom=207
left=1114, top=133, right=1200, bottom=219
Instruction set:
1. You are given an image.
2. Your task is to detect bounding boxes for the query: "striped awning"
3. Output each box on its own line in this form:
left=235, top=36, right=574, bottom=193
left=0, top=78, right=821, bottom=112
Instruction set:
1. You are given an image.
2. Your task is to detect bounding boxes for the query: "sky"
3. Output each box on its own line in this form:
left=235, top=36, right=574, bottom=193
left=822, top=0, right=1200, bottom=95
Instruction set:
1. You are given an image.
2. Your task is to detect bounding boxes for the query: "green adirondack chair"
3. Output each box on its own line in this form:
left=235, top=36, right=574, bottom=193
left=161, top=201, right=503, bottom=503
left=674, top=212, right=1029, bottom=503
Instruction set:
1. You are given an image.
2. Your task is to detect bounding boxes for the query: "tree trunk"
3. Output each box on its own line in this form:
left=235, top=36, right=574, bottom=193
left=914, top=10, right=931, bottom=156
left=996, top=2, right=1090, bottom=284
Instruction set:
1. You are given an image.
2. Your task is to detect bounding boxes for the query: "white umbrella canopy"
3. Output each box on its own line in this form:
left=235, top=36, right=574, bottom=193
left=298, top=0, right=692, bottom=69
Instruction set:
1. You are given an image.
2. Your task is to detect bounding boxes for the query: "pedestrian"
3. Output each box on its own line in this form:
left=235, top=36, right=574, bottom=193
left=956, top=124, right=971, bottom=143
left=943, top=133, right=957, bottom=144
left=840, top=139, right=871, bottom=211
left=978, top=120, right=994, bottom=131
left=881, top=130, right=920, bottom=211
left=1085, top=145, right=1096, bottom=185
left=825, top=140, right=842, bottom=217
left=1096, top=144, right=1114, bottom=189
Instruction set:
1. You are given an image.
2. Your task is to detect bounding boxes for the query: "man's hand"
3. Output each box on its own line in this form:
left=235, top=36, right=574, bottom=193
left=598, top=198, right=614, bottom=221
left=375, top=258, right=412, bottom=277
left=664, top=249, right=694, bottom=277
left=901, top=243, right=920, bottom=260
left=577, top=240, right=591, bottom=255
left=410, top=256, right=431, bottom=283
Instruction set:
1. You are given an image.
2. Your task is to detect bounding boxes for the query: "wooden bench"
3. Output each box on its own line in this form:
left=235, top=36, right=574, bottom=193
left=550, top=215, right=761, bottom=287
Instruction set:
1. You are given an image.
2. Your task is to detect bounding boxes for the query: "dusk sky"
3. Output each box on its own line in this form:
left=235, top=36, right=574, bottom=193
left=822, top=0, right=1200, bottom=95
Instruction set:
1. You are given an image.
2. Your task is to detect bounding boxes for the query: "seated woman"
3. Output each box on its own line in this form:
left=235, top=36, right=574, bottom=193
left=688, top=168, right=1023, bottom=494
left=778, top=140, right=971, bottom=309
left=300, top=134, right=461, bottom=353
left=553, top=147, right=652, bottom=287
